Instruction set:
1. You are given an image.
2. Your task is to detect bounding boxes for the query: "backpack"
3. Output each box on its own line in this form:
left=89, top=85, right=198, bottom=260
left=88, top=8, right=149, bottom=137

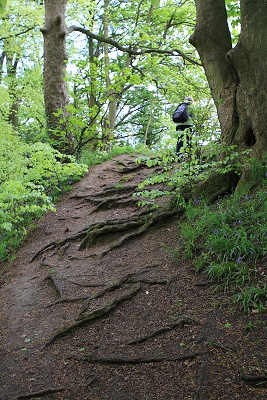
left=172, top=102, right=189, bottom=123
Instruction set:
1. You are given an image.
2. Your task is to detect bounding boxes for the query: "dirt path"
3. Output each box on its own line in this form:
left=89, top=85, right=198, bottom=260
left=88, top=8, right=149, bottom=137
left=0, top=154, right=267, bottom=400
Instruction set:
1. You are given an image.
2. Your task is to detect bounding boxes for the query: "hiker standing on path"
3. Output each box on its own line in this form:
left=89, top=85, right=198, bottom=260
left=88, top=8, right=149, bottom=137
left=172, top=96, right=195, bottom=157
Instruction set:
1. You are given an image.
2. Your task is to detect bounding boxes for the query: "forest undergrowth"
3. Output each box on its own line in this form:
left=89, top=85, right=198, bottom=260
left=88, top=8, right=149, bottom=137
left=135, top=146, right=267, bottom=314
left=1, top=137, right=267, bottom=314
left=1, top=151, right=267, bottom=399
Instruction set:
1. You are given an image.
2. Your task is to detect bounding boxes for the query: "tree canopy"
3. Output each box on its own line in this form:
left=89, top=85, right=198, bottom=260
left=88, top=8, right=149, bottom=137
left=0, top=0, right=213, bottom=153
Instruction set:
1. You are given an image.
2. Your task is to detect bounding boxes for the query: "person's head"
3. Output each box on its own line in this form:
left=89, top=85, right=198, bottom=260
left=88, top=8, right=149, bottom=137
left=184, top=96, right=194, bottom=104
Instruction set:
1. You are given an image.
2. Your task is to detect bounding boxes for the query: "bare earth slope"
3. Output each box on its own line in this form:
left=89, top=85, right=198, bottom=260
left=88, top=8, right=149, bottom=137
left=0, top=154, right=267, bottom=400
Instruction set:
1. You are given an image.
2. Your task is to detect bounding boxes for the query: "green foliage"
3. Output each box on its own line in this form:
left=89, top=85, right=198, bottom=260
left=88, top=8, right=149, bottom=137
left=134, top=137, right=249, bottom=209
left=0, top=0, right=210, bottom=153
left=64, top=0, right=205, bottom=152
left=243, top=321, right=256, bottom=331
left=0, top=128, right=87, bottom=262
left=134, top=188, right=173, bottom=208
left=234, top=285, right=267, bottom=313
left=225, top=0, right=240, bottom=43
left=0, top=0, right=6, bottom=14
left=0, top=1, right=46, bottom=142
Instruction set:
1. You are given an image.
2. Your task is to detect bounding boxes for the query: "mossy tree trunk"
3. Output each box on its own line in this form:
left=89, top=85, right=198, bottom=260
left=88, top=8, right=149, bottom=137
left=41, top=0, right=74, bottom=154
left=190, top=0, right=267, bottom=159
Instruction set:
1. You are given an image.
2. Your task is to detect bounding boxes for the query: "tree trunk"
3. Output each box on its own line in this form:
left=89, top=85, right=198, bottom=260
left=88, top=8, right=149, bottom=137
left=189, top=0, right=267, bottom=199
left=103, top=0, right=116, bottom=149
left=41, top=0, right=74, bottom=154
left=227, top=0, right=267, bottom=154
left=6, top=54, right=19, bottom=130
left=190, top=0, right=267, bottom=159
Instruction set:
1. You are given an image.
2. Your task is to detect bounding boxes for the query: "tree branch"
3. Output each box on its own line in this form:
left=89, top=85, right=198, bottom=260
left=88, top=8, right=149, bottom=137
left=0, top=26, right=37, bottom=41
left=68, top=25, right=201, bottom=66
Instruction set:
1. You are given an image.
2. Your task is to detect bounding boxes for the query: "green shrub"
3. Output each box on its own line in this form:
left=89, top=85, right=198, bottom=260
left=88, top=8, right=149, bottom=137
left=0, top=129, right=87, bottom=262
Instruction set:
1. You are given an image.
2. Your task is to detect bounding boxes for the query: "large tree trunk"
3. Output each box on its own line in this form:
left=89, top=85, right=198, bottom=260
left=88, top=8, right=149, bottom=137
left=190, top=0, right=267, bottom=197
left=41, top=0, right=74, bottom=154
left=190, top=0, right=267, bottom=156
left=227, top=0, right=267, bottom=154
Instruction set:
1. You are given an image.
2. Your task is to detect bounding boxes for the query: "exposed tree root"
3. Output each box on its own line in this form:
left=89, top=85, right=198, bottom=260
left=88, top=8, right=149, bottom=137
left=210, top=341, right=236, bottom=353
left=45, top=264, right=160, bottom=308
left=192, top=170, right=240, bottom=204
left=31, top=195, right=178, bottom=260
left=117, top=163, right=146, bottom=174
left=89, top=197, right=139, bottom=214
left=42, top=282, right=141, bottom=349
left=66, top=280, right=106, bottom=288
left=31, top=243, right=57, bottom=262
left=30, top=229, right=87, bottom=262
left=79, top=215, right=149, bottom=250
left=70, top=184, right=138, bottom=201
left=67, top=352, right=203, bottom=365
left=77, top=265, right=162, bottom=318
left=86, top=373, right=98, bottom=387
left=45, top=295, right=91, bottom=308
left=78, top=273, right=135, bottom=318
left=196, top=361, right=207, bottom=400
left=79, top=209, right=179, bottom=252
left=128, top=316, right=195, bottom=345
left=241, top=374, right=267, bottom=385
left=44, top=275, right=62, bottom=298
left=130, top=263, right=160, bottom=275
left=74, top=192, right=139, bottom=213
left=98, top=210, right=179, bottom=257
left=30, top=208, right=154, bottom=262
left=17, top=387, right=64, bottom=399
left=131, top=277, right=168, bottom=285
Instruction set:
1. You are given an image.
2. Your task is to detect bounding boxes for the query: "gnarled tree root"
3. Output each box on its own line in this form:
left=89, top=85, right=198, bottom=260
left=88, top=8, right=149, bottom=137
left=78, top=273, right=136, bottom=318
left=117, top=162, right=146, bottom=174
left=128, top=316, right=195, bottom=345
left=42, top=282, right=141, bottom=349
left=192, top=170, right=240, bottom=204
left=74, top=188, right=140, bottom=213
left=45, top=263, right=160, bottom=308
left=70, top=183, right=138, bottom=201
left=31, top=209, right=178, bottom=261
left=67, top=352, right=203, bottom=365
left=241, top=374, right=267, bottom=386
left=88, top=196, right=139, bottom=215
left=30, top=210, right=151, bottom=261
left=78, top=266, right=165, bottom=319
left=17, top=387, right=64, bottom=399
left=79, top=209, right=179, bottom=251
left=44, top=275, right=62, bottom=298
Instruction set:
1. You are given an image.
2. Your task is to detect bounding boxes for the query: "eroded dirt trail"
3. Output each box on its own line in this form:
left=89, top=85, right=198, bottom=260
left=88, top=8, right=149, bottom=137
left=1, top=155, right=267, bottom=400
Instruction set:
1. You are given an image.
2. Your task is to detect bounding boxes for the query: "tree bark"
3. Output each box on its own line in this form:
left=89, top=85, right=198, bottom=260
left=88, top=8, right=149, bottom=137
left=41, top=0, right=74, bottom=154
left=190, top=0, right=267, bottom=159
left=6, top=53, right=19, bottom=129
left=227, top=0, right=267, bottom=154
left=103, top=0, right=116, bottom=149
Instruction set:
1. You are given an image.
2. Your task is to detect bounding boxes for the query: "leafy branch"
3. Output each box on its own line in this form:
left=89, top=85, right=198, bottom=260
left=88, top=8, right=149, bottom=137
left=67, top=25, right=201, bottom=66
